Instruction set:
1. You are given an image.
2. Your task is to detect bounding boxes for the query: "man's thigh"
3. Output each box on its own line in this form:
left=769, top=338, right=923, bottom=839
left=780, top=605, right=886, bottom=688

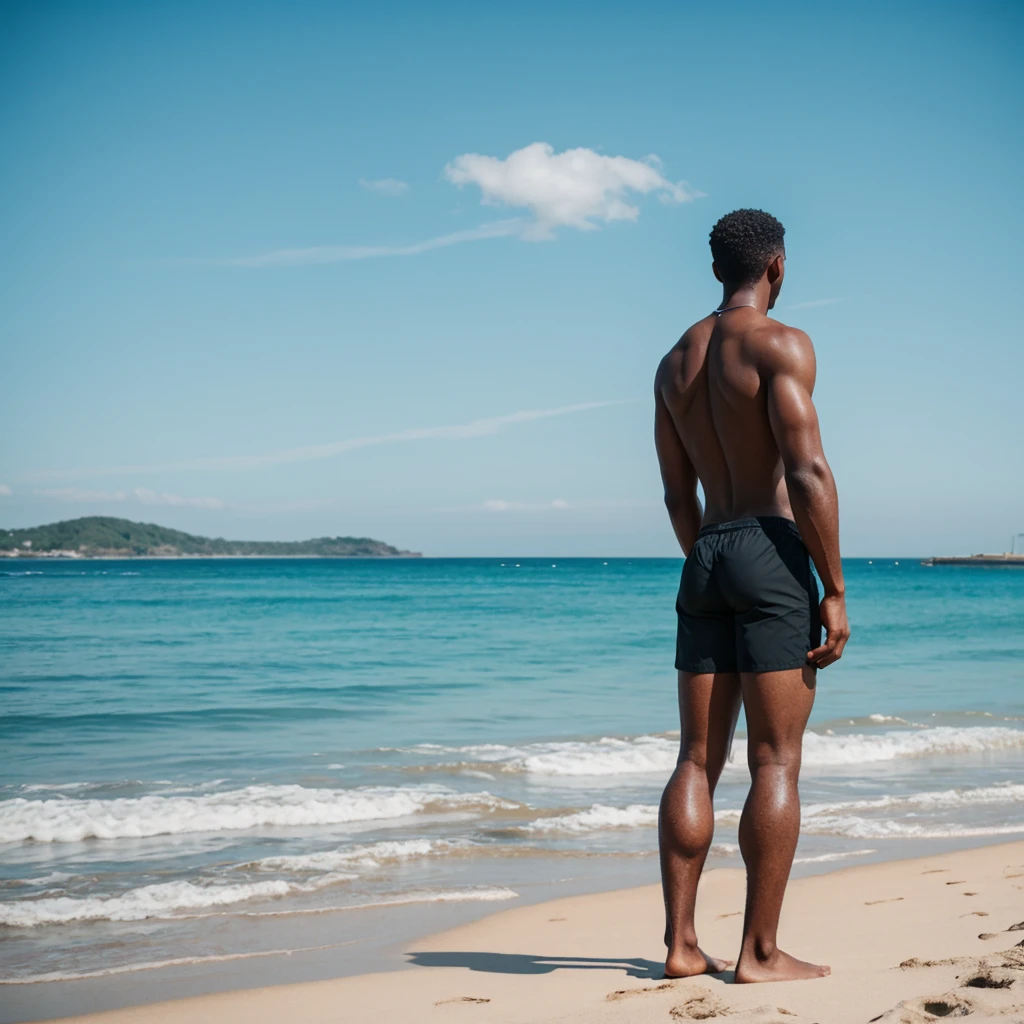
left=677, top=671, right=742, bottom=781
left=739, top=667, right=817, bottom=763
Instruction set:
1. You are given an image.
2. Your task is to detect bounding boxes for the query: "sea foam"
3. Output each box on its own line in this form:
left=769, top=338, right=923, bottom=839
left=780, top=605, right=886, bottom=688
left=0, top=942, right=350, bottom=984
left=0, top=877, right=518, bottom=928
left=800, top=727, right=1024, bottom=766
left=248, top=837, right=464, bottom=873
left=527, top=804, right=659, bottom=832
left=518, top=781, right=1024, bottom=837
left=0, top=879, right=300, bottom=927
left=413, top=725, right=1024, bottom=777
left=0, top=784, right=516, bottom=844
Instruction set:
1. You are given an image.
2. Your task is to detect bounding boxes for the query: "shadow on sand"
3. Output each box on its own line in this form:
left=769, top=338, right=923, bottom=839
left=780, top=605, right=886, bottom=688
left=406, top=952, right=665, bottom=978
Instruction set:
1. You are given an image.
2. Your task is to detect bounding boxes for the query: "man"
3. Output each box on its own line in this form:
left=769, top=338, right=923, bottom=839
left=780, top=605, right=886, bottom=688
left=653, top=209, right=849, bottom=983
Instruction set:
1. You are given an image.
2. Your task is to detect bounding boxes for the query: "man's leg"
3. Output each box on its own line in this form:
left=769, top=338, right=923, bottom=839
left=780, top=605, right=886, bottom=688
left=735, top=665, right=829, bottom=983
left=659, top=669, right=741, bottom=977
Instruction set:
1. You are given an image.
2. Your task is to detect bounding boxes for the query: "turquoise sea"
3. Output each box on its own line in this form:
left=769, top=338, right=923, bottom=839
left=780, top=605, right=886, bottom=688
left=1, top=557, right=1023, bottom=1016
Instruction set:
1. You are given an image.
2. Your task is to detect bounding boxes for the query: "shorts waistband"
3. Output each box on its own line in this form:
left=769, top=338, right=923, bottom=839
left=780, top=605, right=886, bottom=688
left=698, top=516, right=801, bottom=538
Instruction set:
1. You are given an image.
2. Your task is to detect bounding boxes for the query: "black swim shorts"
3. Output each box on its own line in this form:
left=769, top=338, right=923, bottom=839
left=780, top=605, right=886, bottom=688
left=675, top=517, right=822, bottom=674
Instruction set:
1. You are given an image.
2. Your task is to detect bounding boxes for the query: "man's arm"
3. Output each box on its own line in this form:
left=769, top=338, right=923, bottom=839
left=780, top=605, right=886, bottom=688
left=765, top=329, right=850, bottom=669
left=654, top=371, right=702, bottom=556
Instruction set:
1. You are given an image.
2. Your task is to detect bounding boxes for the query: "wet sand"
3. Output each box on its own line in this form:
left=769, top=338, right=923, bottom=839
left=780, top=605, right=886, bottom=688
left=36, top=841, right=1024, bottom=1024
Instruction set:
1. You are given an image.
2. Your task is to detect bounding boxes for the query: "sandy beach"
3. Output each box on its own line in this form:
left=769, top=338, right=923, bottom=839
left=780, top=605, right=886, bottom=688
left=34, top=841, right=1024, bottom=1024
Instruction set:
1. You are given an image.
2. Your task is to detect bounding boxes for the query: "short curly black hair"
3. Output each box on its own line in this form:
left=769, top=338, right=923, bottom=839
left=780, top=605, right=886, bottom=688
left=709, top=209, right=785, bottom=285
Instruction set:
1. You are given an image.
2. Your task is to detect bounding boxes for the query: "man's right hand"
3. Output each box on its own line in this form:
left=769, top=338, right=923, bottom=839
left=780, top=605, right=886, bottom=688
left=807, top=592, right=850, bottom=669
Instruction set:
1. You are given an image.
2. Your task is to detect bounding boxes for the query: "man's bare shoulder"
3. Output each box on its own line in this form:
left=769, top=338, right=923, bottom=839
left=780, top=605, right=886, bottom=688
left=743, top=316, right=816, bottom=377
left=656, top=316, right=717, bottom=388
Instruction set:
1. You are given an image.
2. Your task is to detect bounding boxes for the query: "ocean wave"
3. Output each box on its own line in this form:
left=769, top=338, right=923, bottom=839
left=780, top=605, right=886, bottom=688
left=406, top=725, right=1024, bottom=777
left=234, top=887, right=520, bottom=918
left=520, top=781, right=1024, bottom=838
left=247, top=837, right=465, bottom=873
left=0, top=862, right=518, bottom=927
left=0, top=784, right=518, bottom=844
left=792, top=849, right=877, bottom=864
left=0, top=878, right=305, bottom=927
left=413, top=736, right=680, bottom=776
left=18, top=782, right=108, bottom=794
left=527, top=804, right=659, bottom=832
left=714, top=781, right=1024, bottom=828
left=803, top=782, right=1024, bottom=817
left=0, top=871, right=74, bottom=890
left=801, top=727, right=1024, bottom=765
left=800, top=817, right=1024, bottom=840
left=0, top=941, right=353, bottom=984
left=529, top=801, right=747, bottom=834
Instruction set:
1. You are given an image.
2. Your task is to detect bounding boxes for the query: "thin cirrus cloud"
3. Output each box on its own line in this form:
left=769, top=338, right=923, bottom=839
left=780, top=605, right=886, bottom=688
left=358, top=177, right=409, bottom=196
left=25, top=400, right=628, bottom=481
left=482, top=499, right=571, bottom=512
left=217, top=143, right=701, bottom=267
left=134, top=488, right=225, bottom=509
left=33, top=487, right=225, bottom=509
left=220, top=219, right=522, bottom=268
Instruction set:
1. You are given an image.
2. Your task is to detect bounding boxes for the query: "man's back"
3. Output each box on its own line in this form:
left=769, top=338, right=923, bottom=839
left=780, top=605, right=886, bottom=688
left=656, top=306, right=816, bottom=526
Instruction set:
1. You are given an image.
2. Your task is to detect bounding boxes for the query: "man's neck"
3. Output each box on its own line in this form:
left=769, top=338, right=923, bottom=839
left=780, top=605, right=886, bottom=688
left=719, top=278, right=771, bottom=315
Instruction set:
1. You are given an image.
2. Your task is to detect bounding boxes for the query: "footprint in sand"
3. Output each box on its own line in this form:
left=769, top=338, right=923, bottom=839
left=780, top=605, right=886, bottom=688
left=870, top=974, right=1022, bottom=1021
left=606, top=982, right=675, bottom=1001
left=670, top=991, right=727, bottom=1019
left=876, top=993, right=974, bottom=1021
left=899, top=956, right=964, bottom=969
left=434, top=996, right=491, bottom=1006
left=885, top=946, right=1024, bottom=1021
left=672, top=998, right=814, bottom=1023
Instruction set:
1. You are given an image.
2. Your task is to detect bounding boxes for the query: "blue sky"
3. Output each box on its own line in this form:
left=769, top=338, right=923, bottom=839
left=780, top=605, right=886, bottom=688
left=2, top=0, right=1022, bottom=556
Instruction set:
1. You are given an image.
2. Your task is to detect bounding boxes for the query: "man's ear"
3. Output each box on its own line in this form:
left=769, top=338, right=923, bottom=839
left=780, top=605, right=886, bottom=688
left=712, top=261, right=723, bottom=283
left=766, top=254, right=785, bottom=284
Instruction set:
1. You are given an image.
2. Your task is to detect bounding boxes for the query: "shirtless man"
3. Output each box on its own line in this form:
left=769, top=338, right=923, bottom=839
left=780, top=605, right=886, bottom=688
left=654, top=209, right=849, bottom=983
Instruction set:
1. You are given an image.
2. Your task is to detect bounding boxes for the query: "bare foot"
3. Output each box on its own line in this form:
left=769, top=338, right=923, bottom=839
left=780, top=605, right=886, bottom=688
left=665, top=946, right=731, bottom=978
left=735, top=948, right=830, bottom=983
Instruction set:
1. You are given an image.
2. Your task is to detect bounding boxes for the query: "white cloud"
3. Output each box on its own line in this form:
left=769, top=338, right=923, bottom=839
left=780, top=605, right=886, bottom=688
left=219, top=219, right=522, bottom=268
left=359, top=177, right=409, bottom=196
left=786, top=297, right=843, bottom=310
left=445, top=142, right=704, bottom=240
left=209, top=144, right=700, bottom=267
left=482, top=499, right=571, bottom=512
left=32, top=486, right=224, bottom=509
left=0, top=484, right=11, bottom=496
left=28, top=400, right=627, bottom=480
left=133, top=489, right=225, bottom=509
left=35, top=488, right=128, bottom=502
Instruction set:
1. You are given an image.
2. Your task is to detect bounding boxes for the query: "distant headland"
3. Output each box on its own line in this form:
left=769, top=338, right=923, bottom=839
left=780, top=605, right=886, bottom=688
left=0, top=516, right=421, bottom=559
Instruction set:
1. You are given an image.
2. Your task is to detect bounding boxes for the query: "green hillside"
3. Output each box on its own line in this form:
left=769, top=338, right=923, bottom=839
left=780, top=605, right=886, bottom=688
left=0, top=517, right=420, bottom=558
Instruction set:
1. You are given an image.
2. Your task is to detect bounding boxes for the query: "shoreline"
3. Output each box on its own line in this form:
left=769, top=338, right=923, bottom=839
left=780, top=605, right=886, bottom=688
left=11, top=840, right=1024, bottom=1024
left=0, top=553, right=424, bottom=561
